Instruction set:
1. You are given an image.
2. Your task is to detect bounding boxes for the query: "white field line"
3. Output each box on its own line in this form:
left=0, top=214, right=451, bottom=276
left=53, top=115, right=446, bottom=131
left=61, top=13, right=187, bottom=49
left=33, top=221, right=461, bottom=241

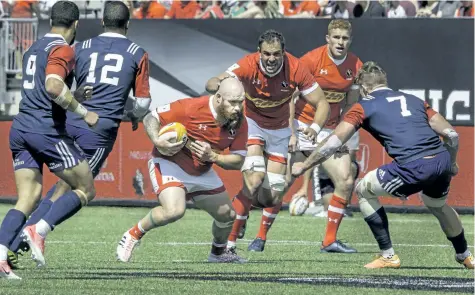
left=46, top=239, right=474, bottom=248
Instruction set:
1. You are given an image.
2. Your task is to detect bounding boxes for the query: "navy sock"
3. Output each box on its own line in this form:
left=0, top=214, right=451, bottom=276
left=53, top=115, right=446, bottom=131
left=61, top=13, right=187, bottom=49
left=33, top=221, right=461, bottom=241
left=364, top=207, right=392, bottom=251
left=0, top=209, right=26, bottom=249
left=10, top=187, right=56, bottom=252
left=42, top=191, right=82, bottom=229
left=447, top=230, right=468, bottom=254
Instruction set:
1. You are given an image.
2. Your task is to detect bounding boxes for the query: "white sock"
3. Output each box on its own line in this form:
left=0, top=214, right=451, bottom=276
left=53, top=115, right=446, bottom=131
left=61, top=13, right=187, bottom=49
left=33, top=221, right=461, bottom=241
left=456, top=249, right=471, bottom=261
left=0, top=244, right=8, bottom=261
left=35, top=219, right=52, bottom=238
left=381, top=247, right=395, bottom=259
left=227, top=241, right=236, bottom=248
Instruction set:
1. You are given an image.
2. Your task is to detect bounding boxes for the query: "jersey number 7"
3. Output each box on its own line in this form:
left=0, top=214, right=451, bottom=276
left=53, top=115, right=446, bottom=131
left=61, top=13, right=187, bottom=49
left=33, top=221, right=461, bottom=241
left=86, top=53, right=123, bottom=86
left=387, top=96, right=412, bottom=117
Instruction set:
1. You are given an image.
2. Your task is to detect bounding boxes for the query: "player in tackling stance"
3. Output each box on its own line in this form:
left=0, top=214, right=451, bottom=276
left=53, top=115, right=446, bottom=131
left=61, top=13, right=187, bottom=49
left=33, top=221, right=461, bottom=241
left=8, top=1, right=151, bottom=268
left=245, top=20, right=362, bottom=252
left=206, top=30, right=329, bottom=251
left=117, top=78, right=248, bottom=263
left=0, top=1, right=98, bottom=279
left=292, top=62, right=474, bottom=269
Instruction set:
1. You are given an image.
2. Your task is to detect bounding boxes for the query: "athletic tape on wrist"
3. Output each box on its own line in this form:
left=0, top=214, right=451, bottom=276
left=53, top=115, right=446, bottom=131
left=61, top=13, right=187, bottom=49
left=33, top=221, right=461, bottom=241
left=310, top=123, right=322, bottom=134
left=74, top=103, right=88, bottom=118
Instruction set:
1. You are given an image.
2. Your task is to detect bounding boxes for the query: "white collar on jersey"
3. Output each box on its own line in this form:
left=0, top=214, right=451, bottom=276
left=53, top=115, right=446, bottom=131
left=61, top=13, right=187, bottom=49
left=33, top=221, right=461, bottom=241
left=209, top=95, right=218, bottom=120
left=44, top=33, right=66, bottom=41
left=371, top=86, right=392, bottom=93
left=99, top=32, right=127, bottom=38
left=259, top=57, right=284, bottom=78
left=326, top=45, right=347, bottom=66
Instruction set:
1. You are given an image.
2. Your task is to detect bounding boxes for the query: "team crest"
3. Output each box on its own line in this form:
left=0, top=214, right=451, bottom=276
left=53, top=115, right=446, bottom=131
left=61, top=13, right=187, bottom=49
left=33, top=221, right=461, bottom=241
left=281, top=81, right=289, bottom=88
left=229, top=129, right=236, bottom=136
left=346, top=69, right=353, bottom=80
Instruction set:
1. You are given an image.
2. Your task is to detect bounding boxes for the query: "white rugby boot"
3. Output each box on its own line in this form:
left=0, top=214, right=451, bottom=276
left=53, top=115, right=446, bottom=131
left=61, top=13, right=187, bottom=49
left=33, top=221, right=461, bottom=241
left=21, top=225, right=46, bottom=268
left=0, top=260, right=21, bottom=280
left=116, top=231, right=140, bottom=262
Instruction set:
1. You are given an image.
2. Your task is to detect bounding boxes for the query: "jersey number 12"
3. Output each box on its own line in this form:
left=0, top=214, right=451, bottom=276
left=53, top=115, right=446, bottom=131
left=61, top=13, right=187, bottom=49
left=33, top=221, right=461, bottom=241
left=387, top=96, right=412, bottom=117
left=86, top=53, right=123, bottom=86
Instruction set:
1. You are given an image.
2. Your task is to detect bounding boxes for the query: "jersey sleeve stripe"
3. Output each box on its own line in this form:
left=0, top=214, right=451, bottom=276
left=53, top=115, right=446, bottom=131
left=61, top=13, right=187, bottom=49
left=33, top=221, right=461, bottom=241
left=300, top=82, right=320, bottom=96
left=45, top=40, right=66, bottom=51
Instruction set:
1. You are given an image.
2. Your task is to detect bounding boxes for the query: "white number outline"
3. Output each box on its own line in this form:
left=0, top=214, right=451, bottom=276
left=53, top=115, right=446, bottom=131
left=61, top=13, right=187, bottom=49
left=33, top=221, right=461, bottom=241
left=386, top=95, right=412, bottom=117
left=23, top=55, right=37, bottom=89
left=86, top=53, right=123, bottom=86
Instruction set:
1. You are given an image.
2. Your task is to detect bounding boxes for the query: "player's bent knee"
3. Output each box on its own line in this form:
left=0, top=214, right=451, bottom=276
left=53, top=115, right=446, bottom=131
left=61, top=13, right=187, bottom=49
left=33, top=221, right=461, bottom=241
left=262, top=172, right=286, bottom=193
left=73, top=189, right=90, bottom=206
left=241, top=156, right=266, bottom=173
left=164, top=206, right=186, bottom=222
left=421, top=193, right=447, bottom=208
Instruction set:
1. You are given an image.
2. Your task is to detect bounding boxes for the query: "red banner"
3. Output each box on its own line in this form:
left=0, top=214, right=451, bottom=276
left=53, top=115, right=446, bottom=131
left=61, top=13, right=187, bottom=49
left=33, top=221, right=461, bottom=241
left=0, top=122, right=473, bottom=207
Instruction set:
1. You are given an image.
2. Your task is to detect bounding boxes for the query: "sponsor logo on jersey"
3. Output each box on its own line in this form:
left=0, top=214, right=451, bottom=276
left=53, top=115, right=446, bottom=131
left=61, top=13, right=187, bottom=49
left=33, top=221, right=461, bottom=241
left=320, top=69, right=328, bottom=75
left=378, top=168, right=386, bottom=180
left=13, top=159, right=25, bottom=167
left=227, top=63, right=240, bottom=72
left=346, top=69, right=353, bottom=80
left=156, top=104, right=171, bottom=113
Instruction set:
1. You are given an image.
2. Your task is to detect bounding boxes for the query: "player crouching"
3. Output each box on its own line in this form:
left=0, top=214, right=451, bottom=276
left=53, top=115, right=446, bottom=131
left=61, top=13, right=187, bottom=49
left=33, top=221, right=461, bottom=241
left=292, top=62, right=474, bottom=269
left=116, top=78, right=248, bottom=263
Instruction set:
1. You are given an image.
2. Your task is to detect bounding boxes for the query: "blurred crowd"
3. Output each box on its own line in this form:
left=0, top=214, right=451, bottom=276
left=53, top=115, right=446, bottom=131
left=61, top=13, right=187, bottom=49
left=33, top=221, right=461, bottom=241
left=0, top=0, right=474, bottom=19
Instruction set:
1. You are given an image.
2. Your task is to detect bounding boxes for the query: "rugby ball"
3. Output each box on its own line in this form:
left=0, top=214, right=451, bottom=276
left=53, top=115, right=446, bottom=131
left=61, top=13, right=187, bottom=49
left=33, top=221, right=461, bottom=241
left=158, top=122, right=188, bottom=144
left=289, top=196, right=309, bottom=216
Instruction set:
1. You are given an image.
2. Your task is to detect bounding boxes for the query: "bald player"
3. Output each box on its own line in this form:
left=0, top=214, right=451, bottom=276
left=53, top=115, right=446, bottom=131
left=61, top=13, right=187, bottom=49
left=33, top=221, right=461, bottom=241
left=117, top=78, right=248, bottom=263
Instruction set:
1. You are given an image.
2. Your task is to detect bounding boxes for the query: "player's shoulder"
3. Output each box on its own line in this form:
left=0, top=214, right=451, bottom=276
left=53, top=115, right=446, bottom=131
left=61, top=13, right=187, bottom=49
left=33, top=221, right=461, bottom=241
left=241, top=52, right=259, bottom=67
left=177, top=95, right=209, bottom=111
left=307, top=45, right=327, bottom=58
left=286, top=52, right=306, bottom=71
left=42, top=35, right=68, bottom=52
left=346, top=51, right=362, bottom=67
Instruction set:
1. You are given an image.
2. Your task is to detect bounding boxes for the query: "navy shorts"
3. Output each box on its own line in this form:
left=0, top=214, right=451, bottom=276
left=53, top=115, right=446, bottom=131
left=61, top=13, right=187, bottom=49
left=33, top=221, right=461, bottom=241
left=376, top=151, right=452, bottom=199
left=9, top=127, right=85, bottom=173
left=66, top=124, right=115, bottom=178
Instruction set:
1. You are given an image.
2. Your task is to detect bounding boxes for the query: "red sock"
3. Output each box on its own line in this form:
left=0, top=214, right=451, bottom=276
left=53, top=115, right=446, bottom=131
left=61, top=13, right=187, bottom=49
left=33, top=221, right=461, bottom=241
left=129, top=222, right=146, bottom=240
left=227, top=190, right=252, bottom=245
left=323, top=194, right=347, bottom=247
left=256, top=202, right=282, bottom=241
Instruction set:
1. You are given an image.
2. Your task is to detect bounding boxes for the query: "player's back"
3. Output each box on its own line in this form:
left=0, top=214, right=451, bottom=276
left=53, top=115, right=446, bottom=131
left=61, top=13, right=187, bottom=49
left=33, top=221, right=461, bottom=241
left=70, top=33, right=148, bottom=136
left=13, top=34, right=73, bottom=135
left=360, top=87, right=446, bottom=164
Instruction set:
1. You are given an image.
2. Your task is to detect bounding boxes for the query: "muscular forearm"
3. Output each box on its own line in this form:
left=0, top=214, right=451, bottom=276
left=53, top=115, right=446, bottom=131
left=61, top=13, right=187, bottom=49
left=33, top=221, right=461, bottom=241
left=212, top=153, right=244, bottom=170
left=289, top=95, right=297, bottom=135
left=312, top=99, right=330, bottom=129
left=45, top=77, right=87, bottom=118
left=143, top=112, right=162, bottom=146
left=341, top=87, right=360, bottom=115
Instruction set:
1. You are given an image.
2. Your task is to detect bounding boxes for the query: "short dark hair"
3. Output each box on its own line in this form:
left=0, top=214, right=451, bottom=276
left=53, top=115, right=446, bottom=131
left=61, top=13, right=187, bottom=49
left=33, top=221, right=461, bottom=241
left=258, top=29, right=285, bottom=51
left=51, top=1, right=79, bottom=28
left=103, top=1, right=130, bottom=29
left=355, top=61, right=388, bottom=89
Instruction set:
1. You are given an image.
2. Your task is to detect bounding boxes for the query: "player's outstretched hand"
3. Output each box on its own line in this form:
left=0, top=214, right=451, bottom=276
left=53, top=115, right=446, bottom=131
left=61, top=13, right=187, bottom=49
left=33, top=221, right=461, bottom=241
left=84, top=111, right=99, bottom=128
left=155, top=133, right=186, bottom=156
left=291, top=162, right=307, bottom=177
left=288, top=134, right=298, bottom=153
left=298, top=127, right=317, bottom=143
left=75, top=85, right=93, bottom=102
left=190, top=140, right=216, bottom=162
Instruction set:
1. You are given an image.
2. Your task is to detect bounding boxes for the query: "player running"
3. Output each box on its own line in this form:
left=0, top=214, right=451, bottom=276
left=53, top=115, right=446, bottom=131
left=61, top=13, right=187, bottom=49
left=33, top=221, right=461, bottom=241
left=244, top=20, right=362, bottom=253
left=0, top=1, right=98, bottom=279
left=205, top=30, right=329, bottom=251
left=292, top=61, right=474, bottom=269
left=116, top=78, right=248, bottom=263
left=9, top=1, right=151, bottom=268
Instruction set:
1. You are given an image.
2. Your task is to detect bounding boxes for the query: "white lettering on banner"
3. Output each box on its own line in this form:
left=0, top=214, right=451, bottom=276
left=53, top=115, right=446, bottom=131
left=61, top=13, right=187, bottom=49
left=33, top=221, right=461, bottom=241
left=95, top=172, right=115, bottom=182
left=129, top=151, right=152, bottom=160
left=399, top=89, right=472, bottom=123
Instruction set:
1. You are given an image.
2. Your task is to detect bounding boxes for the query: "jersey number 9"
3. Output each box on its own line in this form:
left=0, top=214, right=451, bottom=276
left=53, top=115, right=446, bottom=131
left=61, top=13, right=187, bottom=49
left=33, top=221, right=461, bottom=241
left=23, top=55, right=37, bottom=90
left=86, top=53, right=123, bottom=86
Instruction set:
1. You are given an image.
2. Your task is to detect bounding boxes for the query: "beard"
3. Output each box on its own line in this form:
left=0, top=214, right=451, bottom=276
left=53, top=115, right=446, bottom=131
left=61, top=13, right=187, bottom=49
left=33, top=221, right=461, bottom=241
left=216, top=104, right=243, bottom=131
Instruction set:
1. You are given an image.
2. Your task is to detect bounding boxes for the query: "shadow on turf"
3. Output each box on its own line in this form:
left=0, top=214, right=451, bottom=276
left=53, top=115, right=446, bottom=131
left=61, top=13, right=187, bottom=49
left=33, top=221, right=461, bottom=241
left=46, top=271, right=474, bottom=293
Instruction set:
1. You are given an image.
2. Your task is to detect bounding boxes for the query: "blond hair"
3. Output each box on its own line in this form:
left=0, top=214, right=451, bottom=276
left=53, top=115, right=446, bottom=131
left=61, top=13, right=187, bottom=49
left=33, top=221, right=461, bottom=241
left=355, top=61, right=388, bottom=89
left=328, top=19, right=352, bottom=35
